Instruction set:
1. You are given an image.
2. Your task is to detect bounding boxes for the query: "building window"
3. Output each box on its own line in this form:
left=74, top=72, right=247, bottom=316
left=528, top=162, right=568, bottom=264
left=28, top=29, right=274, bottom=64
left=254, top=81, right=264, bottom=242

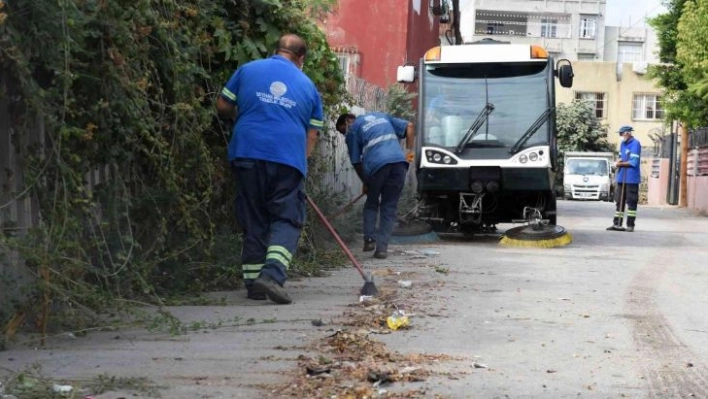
left=579, top=17, right=596, bottom=39
left=578, top=54, right=595, bottom=61
left=541, top=19, right=558, bottom=38
left=486, top=22, right=504, bottom=35
left=337, top=54, right=349, bottom=75
left=633, top=94, right=664, bottom=121
left=618, top=42, right=643, bottom=63
left=575, top=92, right=607, bottom=119
left=337, top=53, right=352, bottom=88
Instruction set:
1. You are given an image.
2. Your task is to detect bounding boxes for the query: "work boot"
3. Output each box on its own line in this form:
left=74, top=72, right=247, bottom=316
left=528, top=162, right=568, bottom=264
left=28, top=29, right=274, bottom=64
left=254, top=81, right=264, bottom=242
left=252, top=275, right=292, bottom=305
left=625, top=226, right=634, bottom=232
left=606, top=225, right=625, bottom=231
left=363, top=238, right=376, bottom=252
left=373, top=250, right=388, bottom=259
left=246, top=288, right=267, bottom=301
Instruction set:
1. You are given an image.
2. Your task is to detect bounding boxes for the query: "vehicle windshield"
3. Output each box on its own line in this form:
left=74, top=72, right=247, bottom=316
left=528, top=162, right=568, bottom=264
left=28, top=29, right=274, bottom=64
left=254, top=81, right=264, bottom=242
left=565, top=159, right=608, bottom=176
left=423, top=62, right=549, bottom=152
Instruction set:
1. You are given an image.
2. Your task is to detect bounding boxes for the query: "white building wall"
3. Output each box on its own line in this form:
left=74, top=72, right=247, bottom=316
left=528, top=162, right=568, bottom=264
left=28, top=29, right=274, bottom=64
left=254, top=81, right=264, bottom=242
left=603, top=26, right=660, bottom=64
left=459, top=0, right=606, bottom=61
left=459, top=0, right=659, bottom=65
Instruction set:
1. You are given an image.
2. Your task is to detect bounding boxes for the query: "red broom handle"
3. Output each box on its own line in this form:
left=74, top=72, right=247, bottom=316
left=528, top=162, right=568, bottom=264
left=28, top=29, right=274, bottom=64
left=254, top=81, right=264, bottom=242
left=306, top=196, right=367, bottom=279
left=327, top=193, right=365, bottom=219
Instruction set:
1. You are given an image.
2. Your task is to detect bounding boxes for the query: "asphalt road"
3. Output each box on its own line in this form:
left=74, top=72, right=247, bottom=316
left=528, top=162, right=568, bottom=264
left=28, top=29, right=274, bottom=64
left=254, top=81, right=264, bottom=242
left=382, top=200, right=708, bottom=398
left=1, top=200, right=708, bottom=398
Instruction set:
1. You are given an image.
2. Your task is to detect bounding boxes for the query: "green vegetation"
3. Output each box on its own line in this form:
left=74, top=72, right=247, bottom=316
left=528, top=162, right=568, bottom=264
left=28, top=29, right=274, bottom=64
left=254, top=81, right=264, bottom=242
left=0, top=0, right=346, bottom=333
left=0, top=364, right=162, bottom=399
left=650, top=0, right=708, bottom=127
left=556, top=100, right=612, bottom=154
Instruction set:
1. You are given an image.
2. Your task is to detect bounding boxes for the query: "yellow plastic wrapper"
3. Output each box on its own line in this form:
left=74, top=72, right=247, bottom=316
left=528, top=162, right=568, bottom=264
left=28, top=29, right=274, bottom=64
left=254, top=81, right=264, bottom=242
left=386, top=311, right=410, bottom=330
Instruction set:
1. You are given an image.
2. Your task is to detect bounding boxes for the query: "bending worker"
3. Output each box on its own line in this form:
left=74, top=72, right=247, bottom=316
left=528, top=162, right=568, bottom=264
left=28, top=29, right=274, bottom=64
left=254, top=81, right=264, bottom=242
left=607, top=125, right=642, bottom=233
left=336, top=112, right=415, bottom=259
left=216, top=33, right=324, bottom=304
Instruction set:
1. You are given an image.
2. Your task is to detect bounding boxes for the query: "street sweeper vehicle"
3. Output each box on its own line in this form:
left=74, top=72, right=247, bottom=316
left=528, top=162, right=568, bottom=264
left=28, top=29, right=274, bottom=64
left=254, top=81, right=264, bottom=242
left=397, top=39, right=574, bottom=238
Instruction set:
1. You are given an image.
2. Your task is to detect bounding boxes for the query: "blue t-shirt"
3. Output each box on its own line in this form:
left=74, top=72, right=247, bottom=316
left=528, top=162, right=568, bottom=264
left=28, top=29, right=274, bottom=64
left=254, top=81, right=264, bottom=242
left=345, top=112, right=409, bottom=178
left=220, top=55, right=324, bottom=176
left=617, top=137, right=641, bottom=184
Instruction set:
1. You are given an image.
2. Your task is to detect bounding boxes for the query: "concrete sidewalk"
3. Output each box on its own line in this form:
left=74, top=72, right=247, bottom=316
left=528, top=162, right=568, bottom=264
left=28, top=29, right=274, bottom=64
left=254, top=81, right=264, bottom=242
left=0, top=246, right=453, bottom=398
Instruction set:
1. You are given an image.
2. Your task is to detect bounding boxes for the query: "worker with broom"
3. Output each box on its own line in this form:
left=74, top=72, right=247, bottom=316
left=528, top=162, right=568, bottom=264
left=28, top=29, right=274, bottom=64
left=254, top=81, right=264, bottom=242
left=336, top=112, right=415, bottom=259
left=607, top=125, right=642, bottom=232
left=216, top=34, right=324, bottom=304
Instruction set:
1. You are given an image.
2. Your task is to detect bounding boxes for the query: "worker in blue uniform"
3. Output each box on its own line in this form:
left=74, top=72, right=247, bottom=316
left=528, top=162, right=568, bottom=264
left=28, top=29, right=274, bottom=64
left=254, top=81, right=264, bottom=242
left=607, top=125, right=642, bottom=232
left=216, top=34, right=324, bottom=304
left=336, top=112, right=415, bottom=258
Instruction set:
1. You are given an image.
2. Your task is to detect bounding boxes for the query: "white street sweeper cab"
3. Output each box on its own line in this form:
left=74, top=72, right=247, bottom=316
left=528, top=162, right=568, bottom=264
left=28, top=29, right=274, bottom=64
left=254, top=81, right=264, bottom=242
left=397, top=39, right=573, bottom=235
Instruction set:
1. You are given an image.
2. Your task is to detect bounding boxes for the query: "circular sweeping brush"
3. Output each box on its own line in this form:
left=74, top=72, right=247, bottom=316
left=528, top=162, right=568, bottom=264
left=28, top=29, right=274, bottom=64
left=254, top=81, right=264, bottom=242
left=500, top=224, right=572, bottom=248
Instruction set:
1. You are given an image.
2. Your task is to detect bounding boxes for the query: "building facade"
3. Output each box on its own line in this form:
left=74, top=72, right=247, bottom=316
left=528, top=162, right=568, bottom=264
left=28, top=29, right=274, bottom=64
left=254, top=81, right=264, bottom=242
left=603, top=26, right=660, bottom=64
left=457, top=0, right=664, bottom=148
left=458, top=0, right=659, bottom=65
left=321, top=0, right=441, bottom=91
left=556, top=62, right=665, bottom=151
left=459, top=0, right=607, bottom=60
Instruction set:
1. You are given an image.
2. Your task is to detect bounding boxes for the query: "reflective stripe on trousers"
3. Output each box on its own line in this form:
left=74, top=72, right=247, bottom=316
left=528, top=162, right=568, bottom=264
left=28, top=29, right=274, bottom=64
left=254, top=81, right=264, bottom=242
left=232, top=159, right=305, bottom=286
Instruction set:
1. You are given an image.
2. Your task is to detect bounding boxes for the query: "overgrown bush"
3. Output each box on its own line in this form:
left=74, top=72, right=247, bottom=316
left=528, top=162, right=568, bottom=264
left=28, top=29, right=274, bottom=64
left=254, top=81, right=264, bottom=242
left=0, top=0, right=345, bottom=332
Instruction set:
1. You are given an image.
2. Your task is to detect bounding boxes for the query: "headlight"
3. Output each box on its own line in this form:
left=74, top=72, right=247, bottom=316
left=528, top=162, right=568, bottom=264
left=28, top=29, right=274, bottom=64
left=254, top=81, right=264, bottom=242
left=529, top=152, right=538, bottom=161
left=519, top=154, right=528, bottom=164
left=424, top=150, right=458, bottom=164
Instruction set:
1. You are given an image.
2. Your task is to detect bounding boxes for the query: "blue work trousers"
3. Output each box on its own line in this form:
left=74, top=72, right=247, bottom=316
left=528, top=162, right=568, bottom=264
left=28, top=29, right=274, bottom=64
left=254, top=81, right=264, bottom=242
left=363, top=162, right=408, bottom=252
left=613, top=183, right=639, bottom=228
left=231, top=159, right=305, bottom=286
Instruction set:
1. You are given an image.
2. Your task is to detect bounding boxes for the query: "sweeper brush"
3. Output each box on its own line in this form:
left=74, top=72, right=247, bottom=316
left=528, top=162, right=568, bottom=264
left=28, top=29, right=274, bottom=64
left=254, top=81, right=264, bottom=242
left=500, top=207, right=572, bottom=248
left=500, top=224, right=573, bottom=248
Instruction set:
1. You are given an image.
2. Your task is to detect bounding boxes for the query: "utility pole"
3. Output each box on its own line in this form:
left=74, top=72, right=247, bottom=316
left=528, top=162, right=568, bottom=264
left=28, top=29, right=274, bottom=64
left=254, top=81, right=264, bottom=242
left=679, top=122, right=689, bottom=207
left=452, top=0, right=462, bottom=45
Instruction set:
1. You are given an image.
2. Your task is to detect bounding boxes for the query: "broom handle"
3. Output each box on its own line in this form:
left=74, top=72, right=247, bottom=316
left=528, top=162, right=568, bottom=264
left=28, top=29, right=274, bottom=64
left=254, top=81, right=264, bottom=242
left=618, top=165, right=627, bottom=216
left=306, top=196, right=368, bottom=279
left=328, top=193, right=365, bottom=220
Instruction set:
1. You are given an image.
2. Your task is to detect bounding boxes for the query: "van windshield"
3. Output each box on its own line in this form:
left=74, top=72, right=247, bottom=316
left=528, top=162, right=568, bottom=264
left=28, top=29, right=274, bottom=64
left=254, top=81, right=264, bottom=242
left=566, top=159, right=608, bottom=176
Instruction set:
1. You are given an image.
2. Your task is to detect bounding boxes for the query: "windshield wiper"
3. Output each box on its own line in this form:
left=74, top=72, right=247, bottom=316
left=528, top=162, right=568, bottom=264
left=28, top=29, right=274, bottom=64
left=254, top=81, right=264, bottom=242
left=509, top=107, right=555, bottom=154
left=454, top=103, right=495, bottom=154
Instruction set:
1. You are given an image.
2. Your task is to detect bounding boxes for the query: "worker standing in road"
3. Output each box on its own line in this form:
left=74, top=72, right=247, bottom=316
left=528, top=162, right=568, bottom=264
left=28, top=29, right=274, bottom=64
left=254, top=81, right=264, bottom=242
left=336, top=112, right=415, bottom=259
left=607, top=125, right=642, bottom=232
left=216, top=34, right=324, bottom=304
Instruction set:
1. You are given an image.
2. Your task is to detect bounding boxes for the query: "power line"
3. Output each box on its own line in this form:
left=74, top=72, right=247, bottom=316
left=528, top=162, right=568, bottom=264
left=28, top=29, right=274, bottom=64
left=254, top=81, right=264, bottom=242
left=595, top=2, right=666, bottom=56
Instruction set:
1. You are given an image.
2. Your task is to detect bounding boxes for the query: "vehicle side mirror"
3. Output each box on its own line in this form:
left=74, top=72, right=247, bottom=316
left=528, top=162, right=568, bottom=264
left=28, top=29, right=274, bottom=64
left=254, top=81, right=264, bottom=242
left=397, top=65, right=416, bottom=83
left=556, top=60, right=573, bottom=88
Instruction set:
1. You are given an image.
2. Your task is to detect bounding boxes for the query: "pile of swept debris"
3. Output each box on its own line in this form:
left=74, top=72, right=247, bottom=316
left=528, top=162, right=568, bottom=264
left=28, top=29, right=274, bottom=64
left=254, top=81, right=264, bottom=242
left=262, top=266, right=465, bottom=399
